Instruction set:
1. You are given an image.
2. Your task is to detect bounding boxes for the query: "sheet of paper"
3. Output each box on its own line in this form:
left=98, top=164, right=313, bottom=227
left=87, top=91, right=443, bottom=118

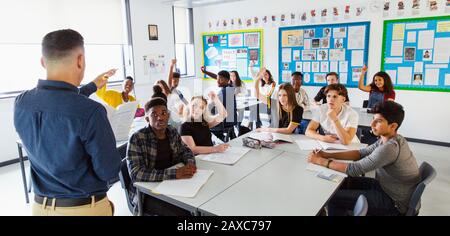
left=425, top=64, right=448, bottom=69
left=321, top=62, right=329, bottom=72
left=397, top=67, right=413, bottom=85
left=418, top=30, right=435, bottom=49
left=222, top=49, right=237, bottom=62
left=340, top=73, right=348, bottom=84
left=437, top=21, right=450, bottom=33
left=205, top=47, right=219, bottom=59
left=303, top=62, right=311, bottom=72
left=347, top=26, right=366, bottom=49
left=104, top=101, right=139, bottom=142
left=293, top=50, right=301, bottom=61
left=386, top=70, right=397, bottom=83
left=385, top=57, right=403, bottom=64
left=339, top=61, right=348, bottom=73
left=330, top=61, right=338, bottom=73
left=425, top=69, right=439, bottom=86
left=445, top=74, right=450, bottom=86
left=392, top=24, right=405, bottom=40
left=312, top=62, right=320, bottom=72
left=351, top=50, right=364, bottom=67
left=153, top=170, right=214, bottom=198
left=282, top=48, right=292, bottom=62
left=407, top=31, right=417, bottom=43
left=433, top=38, right=450, bottom=64
left=329, top=49, right=345, bottom=61
left=236, top=59, right=248, bottom=77
left=296, top=62, right=303, bottom=71
left=249, top=132, right=272, bottom=141
left=272, top=133, right=294, bottom=143
left=198, top=146, right=250, bottom=165
left=414, top=62, right=424, bottom=73
left=304, top=39, right=311, bottom=49
left=296, top=140, right=321, bottom=151
left=405, top=22, right=427, bottom=30
left=391, top=41, right=404, bottom=56
left=317, top=140, right=350, bottom=150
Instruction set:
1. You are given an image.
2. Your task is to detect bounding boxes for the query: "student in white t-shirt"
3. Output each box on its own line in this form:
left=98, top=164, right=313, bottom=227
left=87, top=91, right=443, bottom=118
left=306, top=84, right=359, bottom=145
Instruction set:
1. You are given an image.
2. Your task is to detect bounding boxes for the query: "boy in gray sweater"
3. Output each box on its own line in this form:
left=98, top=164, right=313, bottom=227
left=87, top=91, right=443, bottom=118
left=308, top=101, right=420, bottom=215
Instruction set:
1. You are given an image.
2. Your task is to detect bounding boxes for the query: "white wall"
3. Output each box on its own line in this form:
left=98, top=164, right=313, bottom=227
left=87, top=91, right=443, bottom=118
left=193, top=0, right=450, bottom=143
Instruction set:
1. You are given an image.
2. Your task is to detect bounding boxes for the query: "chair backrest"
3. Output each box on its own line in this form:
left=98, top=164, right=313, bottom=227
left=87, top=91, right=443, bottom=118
left=353, top=194, right=368, bottom=216
left=405, top=161, right=437, bottom=216
left=118, top=158, right=134, bottom=214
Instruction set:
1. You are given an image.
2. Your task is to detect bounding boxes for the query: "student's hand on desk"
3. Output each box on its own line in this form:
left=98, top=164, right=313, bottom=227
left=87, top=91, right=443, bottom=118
left=321, top=134, right=338, bottom=143
left=176, top=164, right=196, bottom=179
left=256, top=127, right=269, bottom=132
left=308, top=153, right=326, bottom=166
left=214, top=144, right=230, bottom=153
left=93, top=69, right=118, bottom=89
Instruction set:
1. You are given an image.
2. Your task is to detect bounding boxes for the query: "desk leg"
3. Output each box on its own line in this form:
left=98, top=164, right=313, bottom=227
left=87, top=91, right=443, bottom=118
left=17, top=144, right=29, bottom=204
left=136, top=189, right=143, bottom=216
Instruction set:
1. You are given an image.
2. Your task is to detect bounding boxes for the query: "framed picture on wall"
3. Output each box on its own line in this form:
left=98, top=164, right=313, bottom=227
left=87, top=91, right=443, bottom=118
left=148, top=24, right=158, bottom=40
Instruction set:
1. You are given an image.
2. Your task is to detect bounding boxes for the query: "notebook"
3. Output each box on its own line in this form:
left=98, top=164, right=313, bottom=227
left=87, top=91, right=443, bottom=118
left=197, top=146, right=250, bottom=165
left=153, top=169, right=214, bottom=198
left=102, top=101, right=139, bottom=142
left=249, top=132, right=294, bottom=143
left=296, top=139, right=350, bottom=151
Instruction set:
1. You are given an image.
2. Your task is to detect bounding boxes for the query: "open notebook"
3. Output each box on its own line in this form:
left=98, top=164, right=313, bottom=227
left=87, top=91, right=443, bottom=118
left=249, top=132, right=294, bottom=143
left=296, top=139, right=350, bottom=151
left=102, top=101, right=139, bottom=142
left=197, top=146, right=250, bottom=165
left=153, top=170, right=214, bottom=198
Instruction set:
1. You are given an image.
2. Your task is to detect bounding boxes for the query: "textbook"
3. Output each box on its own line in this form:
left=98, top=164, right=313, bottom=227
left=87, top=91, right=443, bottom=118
left=197, top=146, right=250, bottom=165
left=249, top=132, right=294, bottom=143
left=296, top=139, right=350, bottom=151
left=153, top=170, right=214, bottom=198
left=102, top=101, right=139, bottom=142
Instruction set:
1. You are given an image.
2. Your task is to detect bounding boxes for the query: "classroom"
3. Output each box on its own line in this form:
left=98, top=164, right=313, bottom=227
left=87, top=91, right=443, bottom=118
left=0, top=0, right=449, bottom=218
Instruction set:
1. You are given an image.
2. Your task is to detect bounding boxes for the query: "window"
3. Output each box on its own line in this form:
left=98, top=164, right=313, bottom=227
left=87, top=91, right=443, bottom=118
left=173, top=7, right=195, bottom=77
left=0, top=0, right=133, bottom=96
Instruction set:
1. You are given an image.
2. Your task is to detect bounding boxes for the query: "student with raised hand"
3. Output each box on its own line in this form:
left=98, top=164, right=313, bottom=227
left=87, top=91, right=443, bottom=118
left=96, top=75, right=137, bottom=108
left=306, top=84, right=359, bottom=145
left=358, top=65, right=396, bottom=109
left=208, top=70, right=238, bottom=141
left=168, top=59, right=188, bottom=104
left=307, top=101, right=420, bottom=216
left=127, top=87, right=196, bottom=216
left=14, top=29, right=121, bottom=216
left=200, top=66, right=247, bottom=96
left=180, top=92, right=230, bottom=155
left=256, top=83, right=303, bottom=134
left=155, top=79, right=171, bottom=98
left=253, top=67, right=276, bottom=105
left=291, top=71, right=310, bottom=110
left=314, top=72, right=350, bottom=104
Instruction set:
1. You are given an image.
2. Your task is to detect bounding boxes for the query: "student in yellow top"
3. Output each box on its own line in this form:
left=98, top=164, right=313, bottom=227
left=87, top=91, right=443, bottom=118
left=96, top=74, right=136, bottom=108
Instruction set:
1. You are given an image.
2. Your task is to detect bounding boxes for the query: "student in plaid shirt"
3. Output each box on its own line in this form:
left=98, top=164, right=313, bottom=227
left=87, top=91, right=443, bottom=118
left=127, top=86, right=196, bottom=216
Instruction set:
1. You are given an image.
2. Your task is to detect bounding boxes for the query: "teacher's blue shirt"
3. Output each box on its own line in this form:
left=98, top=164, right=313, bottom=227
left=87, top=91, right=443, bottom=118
left=14, top=79, right=121, bottom=198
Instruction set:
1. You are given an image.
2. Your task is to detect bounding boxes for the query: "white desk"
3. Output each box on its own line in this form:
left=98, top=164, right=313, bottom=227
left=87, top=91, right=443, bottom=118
left=198, top=151, right=344, bottom=216
left=134, top=135, right=284, bottom=215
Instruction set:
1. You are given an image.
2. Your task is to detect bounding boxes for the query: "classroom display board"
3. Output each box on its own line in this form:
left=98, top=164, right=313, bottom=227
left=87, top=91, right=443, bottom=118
left=278, top=22, right=370, bottom=87
left=381, top=16, right=450, bottom=92
left=202, top=29, right=263, bottom=81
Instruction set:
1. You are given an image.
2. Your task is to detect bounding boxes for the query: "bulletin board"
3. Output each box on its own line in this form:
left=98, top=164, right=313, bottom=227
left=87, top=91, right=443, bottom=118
left=278, top=21, right=370, bottom=87
left=381, top=16, right=450, bottom=92
left=202, top=29, right=263, bottom=81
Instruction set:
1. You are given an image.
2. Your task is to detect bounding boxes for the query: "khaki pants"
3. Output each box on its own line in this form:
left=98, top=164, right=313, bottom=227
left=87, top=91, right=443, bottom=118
left=32, top=196, right=115, bottom=216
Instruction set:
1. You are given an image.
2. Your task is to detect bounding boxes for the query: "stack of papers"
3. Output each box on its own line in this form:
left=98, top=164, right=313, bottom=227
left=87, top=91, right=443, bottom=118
left=102, top=101, right=139, bottom=142
left=197, top=146, right=250, bottom=165
left=153, top=170, right=214, bottom=198
left=296, top=139, right=350, bottom=151
left=249, top=132, right=294, bottom=143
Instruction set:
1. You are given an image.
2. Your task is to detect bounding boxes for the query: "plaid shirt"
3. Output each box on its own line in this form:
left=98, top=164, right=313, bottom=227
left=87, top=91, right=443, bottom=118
left=126, top=125, right=195, bottom=215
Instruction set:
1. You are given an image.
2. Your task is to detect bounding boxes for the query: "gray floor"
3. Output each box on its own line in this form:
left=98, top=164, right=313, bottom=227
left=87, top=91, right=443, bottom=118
left=0, top=141, right=449, bottom=216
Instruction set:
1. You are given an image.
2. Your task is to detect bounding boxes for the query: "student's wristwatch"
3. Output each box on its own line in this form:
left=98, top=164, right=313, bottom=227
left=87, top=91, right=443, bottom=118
left=326, top=160, right=333, bottom=169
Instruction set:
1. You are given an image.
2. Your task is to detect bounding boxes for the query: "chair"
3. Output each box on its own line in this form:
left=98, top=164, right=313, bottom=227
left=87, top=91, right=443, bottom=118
left=353, top=194, right=368, bottom=216
left=405, top=162, right=437, bottom=216
left=118, top=158, right=135, bottom=214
